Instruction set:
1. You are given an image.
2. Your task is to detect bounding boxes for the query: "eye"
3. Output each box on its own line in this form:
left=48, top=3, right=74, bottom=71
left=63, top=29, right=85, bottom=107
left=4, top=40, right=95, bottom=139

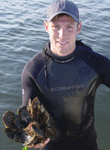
left=52, top=25, right=59, bottom=29
left=55, top=25, right=59, bottom=28
left=67, top=25, right=73, bottom=29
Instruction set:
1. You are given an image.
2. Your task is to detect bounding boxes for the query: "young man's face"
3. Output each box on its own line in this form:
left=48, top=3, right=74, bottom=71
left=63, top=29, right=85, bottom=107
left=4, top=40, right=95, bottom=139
left=44, top=15, right=82, bottom=56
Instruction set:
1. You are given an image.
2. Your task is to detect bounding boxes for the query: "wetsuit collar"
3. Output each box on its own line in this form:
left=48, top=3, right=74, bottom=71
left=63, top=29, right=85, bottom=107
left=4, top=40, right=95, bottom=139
left=43, top=40, right=81, bottom=88
left=44, top=42, right=78, bottom=63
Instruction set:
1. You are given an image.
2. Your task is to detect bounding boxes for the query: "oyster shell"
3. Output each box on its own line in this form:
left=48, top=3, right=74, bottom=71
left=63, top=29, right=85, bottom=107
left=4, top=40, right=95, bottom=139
left=2, top=97, right=56, bottom=146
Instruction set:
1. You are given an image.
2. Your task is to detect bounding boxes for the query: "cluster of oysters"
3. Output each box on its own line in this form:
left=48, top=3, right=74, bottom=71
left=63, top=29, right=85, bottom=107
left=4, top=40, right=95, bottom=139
left=2, top=97, right=56, bottom=146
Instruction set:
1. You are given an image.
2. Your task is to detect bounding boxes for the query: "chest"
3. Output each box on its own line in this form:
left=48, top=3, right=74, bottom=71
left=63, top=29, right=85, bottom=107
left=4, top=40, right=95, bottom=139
left=37, top=58, right=98, bottom=99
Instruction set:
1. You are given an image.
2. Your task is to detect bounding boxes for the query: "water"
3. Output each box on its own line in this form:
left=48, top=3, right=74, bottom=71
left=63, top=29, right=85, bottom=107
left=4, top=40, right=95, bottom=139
left=0, top=0, right=110, bottom=149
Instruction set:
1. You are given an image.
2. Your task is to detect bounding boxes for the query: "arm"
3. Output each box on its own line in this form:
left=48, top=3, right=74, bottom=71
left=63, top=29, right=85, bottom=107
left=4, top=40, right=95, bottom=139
left=21, top=51, right=45, bottom=105
left=21, top=67, right=39, bottom=106
left=100, top=59, right=110, bottom=88
left=21, top=67, right=51, bottom=148
left=77, top=41, right=110, bottom=88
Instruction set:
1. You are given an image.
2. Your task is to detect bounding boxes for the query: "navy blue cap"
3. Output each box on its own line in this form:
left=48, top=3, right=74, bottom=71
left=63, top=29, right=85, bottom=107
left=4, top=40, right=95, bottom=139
left=47, top=0, right=79, bottom=22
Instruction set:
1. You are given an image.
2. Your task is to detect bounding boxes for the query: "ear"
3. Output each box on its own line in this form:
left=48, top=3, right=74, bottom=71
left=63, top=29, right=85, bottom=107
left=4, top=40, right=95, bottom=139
left=77, top=21, right=82, bottom=34
left=44, top=21, right=49, bottom=33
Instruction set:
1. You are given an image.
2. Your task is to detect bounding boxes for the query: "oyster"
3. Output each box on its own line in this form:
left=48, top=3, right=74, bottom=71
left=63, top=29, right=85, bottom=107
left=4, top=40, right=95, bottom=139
left=27, top=97, right=49, bottom=125
left=4, top=128, right=15, bottom=140
left=2, top=97, right=56, bottom=146
left=2, top=111, right=16, bottom=129
left=23, top=122, right=44, bottom=146
left=17, top=105, right=32, bottom=127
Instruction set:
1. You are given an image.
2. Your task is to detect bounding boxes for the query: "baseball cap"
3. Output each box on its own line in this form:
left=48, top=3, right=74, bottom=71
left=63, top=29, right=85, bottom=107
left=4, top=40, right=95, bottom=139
left=47, top=0, right=79, bottom=22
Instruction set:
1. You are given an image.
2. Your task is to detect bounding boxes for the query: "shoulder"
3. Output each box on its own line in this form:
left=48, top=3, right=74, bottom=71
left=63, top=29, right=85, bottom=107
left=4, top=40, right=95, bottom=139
left=76, top=40, right=109, bottom=61
left=76, top=40, right=92, bottom=52
left=76, top=40, right=110, bottom=75
left=22, top=50, right=45, bottom=77
left=29, top=50, right=45, bottom=66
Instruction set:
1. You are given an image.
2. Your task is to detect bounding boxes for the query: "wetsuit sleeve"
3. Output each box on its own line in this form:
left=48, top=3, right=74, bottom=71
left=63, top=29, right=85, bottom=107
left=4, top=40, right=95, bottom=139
left=101, top=60, right=110, bottom=88
left=21, top=51, right=47, bottom=106
left=78, top=42, right=110, bottom=88
left=89, top=52, right=110, bottom=88
left=21, top=65, right=39, bottom=106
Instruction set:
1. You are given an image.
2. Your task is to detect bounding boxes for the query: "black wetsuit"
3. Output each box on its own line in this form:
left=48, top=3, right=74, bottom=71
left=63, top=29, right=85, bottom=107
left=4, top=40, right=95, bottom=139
left=22, top=40, right=110, bottom=150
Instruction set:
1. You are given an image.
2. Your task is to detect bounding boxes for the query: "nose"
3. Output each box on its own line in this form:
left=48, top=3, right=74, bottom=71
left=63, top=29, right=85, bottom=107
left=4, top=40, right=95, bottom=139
left=59, top=28, right=67, bottom=38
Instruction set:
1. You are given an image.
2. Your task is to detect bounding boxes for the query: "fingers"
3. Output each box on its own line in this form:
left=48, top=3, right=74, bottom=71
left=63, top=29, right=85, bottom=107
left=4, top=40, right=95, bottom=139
left=28, top=138, right=50, bottom=149
left=34, top=138, right=50, bottom=149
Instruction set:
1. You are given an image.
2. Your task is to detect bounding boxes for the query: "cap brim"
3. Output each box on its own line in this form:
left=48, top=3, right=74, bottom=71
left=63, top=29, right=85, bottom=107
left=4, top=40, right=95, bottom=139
left=47, top=11, right=79, bottom=22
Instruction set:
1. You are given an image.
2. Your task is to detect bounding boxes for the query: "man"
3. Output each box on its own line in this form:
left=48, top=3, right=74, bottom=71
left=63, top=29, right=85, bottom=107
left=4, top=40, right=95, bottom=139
left=21, top=0, right=110, bottom=149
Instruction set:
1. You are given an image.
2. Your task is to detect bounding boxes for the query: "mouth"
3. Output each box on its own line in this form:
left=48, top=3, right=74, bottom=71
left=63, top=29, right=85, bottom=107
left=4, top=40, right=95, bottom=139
left=57, top=41, right=68, bottom=46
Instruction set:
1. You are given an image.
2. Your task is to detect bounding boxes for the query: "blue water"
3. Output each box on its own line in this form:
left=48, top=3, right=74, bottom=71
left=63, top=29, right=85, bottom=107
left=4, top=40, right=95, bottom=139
left=0, top=0, right=110, bottom=149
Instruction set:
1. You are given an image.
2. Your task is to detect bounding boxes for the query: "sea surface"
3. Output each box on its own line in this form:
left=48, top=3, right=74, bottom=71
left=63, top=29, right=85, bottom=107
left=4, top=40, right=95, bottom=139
left=0, top=0, right=110, bottom=150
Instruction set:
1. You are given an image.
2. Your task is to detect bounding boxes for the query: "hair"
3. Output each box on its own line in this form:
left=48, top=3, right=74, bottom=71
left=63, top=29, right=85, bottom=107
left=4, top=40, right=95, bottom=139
left=51, top=13, right=72, bottom=21
left=51, top=13, right=79, bottom=26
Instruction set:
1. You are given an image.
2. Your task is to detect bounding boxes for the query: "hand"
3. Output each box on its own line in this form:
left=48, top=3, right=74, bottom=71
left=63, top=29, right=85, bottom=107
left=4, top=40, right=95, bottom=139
left=28, top=138, right=50, bottom=149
